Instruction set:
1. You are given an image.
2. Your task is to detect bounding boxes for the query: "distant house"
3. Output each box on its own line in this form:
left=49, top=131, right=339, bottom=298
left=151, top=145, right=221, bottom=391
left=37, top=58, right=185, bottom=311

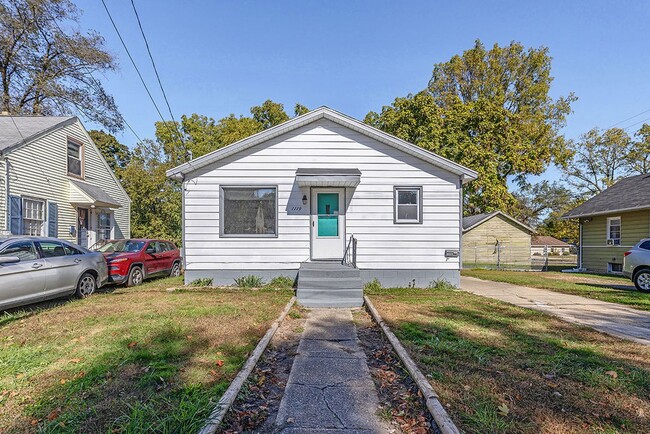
left=167, top=107, right=477, bottom=307
left=0, top=116, right=130, bottom=247
left=531, top=235, right=571, bottom=255
left=563, top=174, right=650, bottom=273
left=462, top=211, right=534, bottom=268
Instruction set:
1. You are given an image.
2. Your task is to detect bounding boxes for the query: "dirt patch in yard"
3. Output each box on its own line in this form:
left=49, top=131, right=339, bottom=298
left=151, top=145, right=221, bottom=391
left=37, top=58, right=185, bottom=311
left=368, top=287, right=650, bottom=434
left=354, top=308, right=440, bottom=434
left=219, top=305, right=307, bottom=433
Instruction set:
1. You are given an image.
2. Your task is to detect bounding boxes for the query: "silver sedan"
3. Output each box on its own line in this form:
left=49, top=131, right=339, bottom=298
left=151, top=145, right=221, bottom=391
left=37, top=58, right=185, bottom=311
left=623, top=238, right=650, bottom=292
left=0, top=237, right=108, bottom=310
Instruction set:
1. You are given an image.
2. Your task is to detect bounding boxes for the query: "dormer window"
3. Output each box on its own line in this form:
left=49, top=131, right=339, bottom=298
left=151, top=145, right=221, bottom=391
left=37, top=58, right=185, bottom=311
left=67, top=139, right=83, bottom=177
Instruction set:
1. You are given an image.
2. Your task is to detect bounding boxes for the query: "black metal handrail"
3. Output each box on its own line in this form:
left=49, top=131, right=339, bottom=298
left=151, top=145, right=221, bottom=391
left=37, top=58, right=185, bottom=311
left=342, top=234, right=357, bottom=268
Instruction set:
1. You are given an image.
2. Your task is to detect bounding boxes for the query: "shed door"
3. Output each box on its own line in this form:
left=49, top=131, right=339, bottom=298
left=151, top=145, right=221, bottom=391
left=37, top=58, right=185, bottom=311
left=311, top=188, right=345, bottom=260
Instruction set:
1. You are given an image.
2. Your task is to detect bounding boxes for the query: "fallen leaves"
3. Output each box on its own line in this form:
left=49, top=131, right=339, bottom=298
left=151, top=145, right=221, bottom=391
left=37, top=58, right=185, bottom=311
left=498, top=403, right=510, bottom=416
left=605, top=370, right=618, bottom=379
left=127, top=341, right=138, bottom=349
left=215, top=359, right=224, bottom=367
left=69, top=358, right=82, bottom=364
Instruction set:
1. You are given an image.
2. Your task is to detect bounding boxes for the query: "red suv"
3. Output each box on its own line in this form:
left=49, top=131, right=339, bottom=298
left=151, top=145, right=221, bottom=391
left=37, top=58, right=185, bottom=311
left=98, top=239, right=182, bottom=286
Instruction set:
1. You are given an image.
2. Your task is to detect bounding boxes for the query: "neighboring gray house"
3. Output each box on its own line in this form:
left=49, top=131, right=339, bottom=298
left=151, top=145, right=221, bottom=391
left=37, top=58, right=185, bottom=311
left=167, top=107, right=477, bottom=307
left=0, top=116, right=130, bottom=247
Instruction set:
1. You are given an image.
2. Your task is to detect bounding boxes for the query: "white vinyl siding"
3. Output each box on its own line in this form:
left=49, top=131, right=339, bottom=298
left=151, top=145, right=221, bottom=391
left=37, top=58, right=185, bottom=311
left=0, top=120, right=130, bottom=243
left=0, top=159, right=5, bottom=231
left=183, top=119, right=461, bottom=271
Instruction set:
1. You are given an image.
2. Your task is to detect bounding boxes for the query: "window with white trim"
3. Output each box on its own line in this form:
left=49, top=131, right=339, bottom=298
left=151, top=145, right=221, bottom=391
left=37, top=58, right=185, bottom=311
left=394, top=186, right=422, bottom=224
left=97, top=210, right=112, bottom=241
left=607, top=217, right=621, bottom=246
left=220, top=186, right=277, bottom=237
left=22, top=198, right=45, bottom=236
left=67, top=140, right=83, bottom=177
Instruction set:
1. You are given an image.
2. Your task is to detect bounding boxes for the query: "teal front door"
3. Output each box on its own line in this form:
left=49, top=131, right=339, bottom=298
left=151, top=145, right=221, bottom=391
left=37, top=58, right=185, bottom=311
left=311, top=188, right=345, bottom=259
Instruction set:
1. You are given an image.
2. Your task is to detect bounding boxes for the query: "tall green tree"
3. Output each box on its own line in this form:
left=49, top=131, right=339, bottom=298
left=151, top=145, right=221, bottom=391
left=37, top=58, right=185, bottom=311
left=88, top=130, right=131, bottom=177
left=251, top=99, right=290, bottom=129
left=0, top=0, right=122, bottom=131
left=562, top=127, right=632, bottom=197
left=366, top=40, right=575, bottom=215
left=514, top=181, right=575, bottom=227
left=627, top=124, right=650, bottom=175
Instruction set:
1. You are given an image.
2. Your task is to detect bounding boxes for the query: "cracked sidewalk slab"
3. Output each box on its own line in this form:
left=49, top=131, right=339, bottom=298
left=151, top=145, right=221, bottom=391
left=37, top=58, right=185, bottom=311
left=275, top=308, right=391, bottom=433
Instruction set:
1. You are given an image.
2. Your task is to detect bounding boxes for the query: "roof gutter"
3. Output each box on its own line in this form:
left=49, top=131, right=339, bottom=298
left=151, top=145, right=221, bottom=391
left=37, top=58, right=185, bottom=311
left=562, top=205, right=650, bottom=219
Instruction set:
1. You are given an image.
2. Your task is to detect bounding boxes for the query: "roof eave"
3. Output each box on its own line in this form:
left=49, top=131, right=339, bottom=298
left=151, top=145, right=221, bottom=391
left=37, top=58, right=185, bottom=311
left=165, top=107, right=478, bottom=181
left=562, top=205, right=650, bottom=219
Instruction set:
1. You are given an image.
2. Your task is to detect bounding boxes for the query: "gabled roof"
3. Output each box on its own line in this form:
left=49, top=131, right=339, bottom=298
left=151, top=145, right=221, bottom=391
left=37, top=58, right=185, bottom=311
left=562, top=174, right=650, bottom=219
left=532, top=235, right=571, bottom=247
left=166, top=106, right=478, bottom=182
left=462, top=211, right=535, bottom=234
left=0, top=116, right=76, bottom=153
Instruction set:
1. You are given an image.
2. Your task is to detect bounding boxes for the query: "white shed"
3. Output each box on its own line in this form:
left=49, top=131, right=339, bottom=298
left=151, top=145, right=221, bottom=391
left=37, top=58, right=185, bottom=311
left=167, top=107, right=477, bottom=306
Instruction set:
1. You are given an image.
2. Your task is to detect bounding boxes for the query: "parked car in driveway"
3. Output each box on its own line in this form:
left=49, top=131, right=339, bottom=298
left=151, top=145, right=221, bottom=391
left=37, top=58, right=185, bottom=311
left=98, top=239, right=182, bottom=286
left=0, top=237, right=108, bottom=310
left=623, top=238, right=650, bottom=292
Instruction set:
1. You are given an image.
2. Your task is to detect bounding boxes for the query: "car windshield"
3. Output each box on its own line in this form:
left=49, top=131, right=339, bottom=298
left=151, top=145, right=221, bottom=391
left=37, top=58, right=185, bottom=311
left=98, top=240, right=145, bottom=253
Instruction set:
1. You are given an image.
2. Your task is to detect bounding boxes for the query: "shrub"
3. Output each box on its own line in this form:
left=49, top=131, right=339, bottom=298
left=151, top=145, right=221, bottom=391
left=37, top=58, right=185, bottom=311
left=188, top=278, right=213, bottom=287
left=428, top=279, right=457, bottom=290
left=234, top=275, right=265, bottom=288
left=364, top=278, right=382, bottom=291
left=267, top=276, right=295, bottom=289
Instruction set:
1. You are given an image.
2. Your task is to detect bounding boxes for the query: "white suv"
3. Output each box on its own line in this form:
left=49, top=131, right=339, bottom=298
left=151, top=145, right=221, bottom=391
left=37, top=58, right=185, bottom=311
left=623, top=238, right=650, bottom=292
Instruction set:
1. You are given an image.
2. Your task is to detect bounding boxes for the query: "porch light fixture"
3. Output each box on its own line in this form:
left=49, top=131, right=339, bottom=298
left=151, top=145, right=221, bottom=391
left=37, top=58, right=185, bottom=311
left=302, top=195, right=308, bottom=205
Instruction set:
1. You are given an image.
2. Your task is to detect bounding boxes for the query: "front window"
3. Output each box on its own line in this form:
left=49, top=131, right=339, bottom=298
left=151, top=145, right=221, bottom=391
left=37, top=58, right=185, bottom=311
left=221, top=186, right=277, bottom=237
left=0, top=241, right=38, bottom=261
left=37, top=241, right=67, bottom=257
left=98, top=239, right=145, bottom=253
left=394, top=186, right=422, bottom=224
left=97, top=211, right=112, bottom=241
left=67, top=140, right=83, bottom=177
left=607, top=217, right=621, bottom=245
left=23, top=198, right=45, bottom=236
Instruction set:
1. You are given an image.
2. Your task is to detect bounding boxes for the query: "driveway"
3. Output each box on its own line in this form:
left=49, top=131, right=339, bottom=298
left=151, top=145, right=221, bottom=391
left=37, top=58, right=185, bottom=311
left=461, top=276, right=650, bottom=345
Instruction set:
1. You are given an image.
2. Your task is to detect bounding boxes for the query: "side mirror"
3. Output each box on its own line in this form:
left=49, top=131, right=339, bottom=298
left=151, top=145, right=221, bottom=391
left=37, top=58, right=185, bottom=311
left=145, top=247, right=155, bottom=255
left=0, top=256, right=20, bottom=264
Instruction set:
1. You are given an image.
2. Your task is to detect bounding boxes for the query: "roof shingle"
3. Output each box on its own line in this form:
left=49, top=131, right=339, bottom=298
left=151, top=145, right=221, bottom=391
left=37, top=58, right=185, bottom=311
left=0, top=116, right=75, bottom=152
left=562, top=174, right=650, bottom=218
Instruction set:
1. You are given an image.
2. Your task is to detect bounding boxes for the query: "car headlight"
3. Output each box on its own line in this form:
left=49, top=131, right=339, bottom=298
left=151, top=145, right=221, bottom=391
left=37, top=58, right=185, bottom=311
left=109, top=258, right=129, bottom=263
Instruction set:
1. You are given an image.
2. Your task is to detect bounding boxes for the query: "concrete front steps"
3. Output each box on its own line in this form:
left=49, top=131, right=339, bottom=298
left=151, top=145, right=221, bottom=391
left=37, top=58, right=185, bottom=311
left=297, top=261, right=363, bottom=308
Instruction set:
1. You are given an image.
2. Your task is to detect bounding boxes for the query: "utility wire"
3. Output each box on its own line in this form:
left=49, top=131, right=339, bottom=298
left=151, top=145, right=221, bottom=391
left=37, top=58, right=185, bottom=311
left=49, top=15, right=145, bottom=147
left=130, top=0, right=179, bottom=126
left=606, top=108, right=650, bottom=130
left=100, top=0, right=178, bottom=141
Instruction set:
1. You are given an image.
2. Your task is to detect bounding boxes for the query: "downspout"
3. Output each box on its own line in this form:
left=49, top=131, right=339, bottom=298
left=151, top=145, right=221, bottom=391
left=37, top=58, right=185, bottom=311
left=3, top=156, right=9, bottom=232
left=180, top=173, right=187, bottom=277
left=579, top=219, right=583, bottom=269
left=458, top=175, right=463, bottom=271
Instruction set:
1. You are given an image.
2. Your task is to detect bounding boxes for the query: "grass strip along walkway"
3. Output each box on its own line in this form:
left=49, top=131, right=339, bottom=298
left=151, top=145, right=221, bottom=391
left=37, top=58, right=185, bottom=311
left=368, top=286, right=650, bottom=434
left=0, top=277, right=292, bottom=433
left=462, top=269, right=650, bottom=311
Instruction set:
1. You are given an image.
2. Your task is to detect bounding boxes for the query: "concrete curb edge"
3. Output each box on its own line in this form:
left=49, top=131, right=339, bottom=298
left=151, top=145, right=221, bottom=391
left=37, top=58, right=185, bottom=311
left=197, top=296, right=297, bottom=434
left=364, top=295, right=461, bottom=434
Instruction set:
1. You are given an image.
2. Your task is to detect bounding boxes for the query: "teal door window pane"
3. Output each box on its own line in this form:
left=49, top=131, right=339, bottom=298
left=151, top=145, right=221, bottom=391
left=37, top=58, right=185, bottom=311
left=317, top=193, right=339, bottom=237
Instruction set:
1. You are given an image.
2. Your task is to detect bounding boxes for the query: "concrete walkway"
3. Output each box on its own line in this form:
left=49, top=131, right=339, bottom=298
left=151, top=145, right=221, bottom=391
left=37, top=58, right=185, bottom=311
left=275, top=308, right=390, bottom=433
left=461, top=276, right=650, bottom=345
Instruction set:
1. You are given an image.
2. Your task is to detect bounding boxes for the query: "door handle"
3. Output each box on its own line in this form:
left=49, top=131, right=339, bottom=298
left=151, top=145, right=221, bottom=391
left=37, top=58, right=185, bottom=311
left=32, top=263, right=43, bottom=269
left=74, top=258, right=82, bottom=264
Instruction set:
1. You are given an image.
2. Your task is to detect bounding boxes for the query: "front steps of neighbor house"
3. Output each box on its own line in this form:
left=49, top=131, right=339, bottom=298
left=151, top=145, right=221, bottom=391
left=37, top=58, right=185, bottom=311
left=297, top=261, right=363, bottom=307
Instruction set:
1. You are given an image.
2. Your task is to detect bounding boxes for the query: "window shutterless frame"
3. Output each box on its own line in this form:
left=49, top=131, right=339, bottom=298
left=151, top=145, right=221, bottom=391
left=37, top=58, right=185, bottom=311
left=219, top=185, right=279, bottom=238
left=67, top=137, right=84, bottom=179
left=393, top=186, right=423, bottom=224
left=606, top=216, right=622, bottom=245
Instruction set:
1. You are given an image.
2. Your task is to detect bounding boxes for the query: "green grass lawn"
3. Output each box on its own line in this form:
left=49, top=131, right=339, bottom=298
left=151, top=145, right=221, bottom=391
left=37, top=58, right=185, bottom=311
left=0, top=277, right=293, bottom=433
left=462, top=269, right=650, bottom=311
left=368, top=287, right=650, bottom=434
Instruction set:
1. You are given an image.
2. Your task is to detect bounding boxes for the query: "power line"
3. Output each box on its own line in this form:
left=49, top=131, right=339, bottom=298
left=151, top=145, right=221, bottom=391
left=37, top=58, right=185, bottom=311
left=606, top=108, right=650, bottom=130
left=48, top=16, right=145, bottom=147
left=623, top=116, right=650, bottom=132
left=130, top=0, right=179, bottom=126
left=100, top=0, right=178, bottom=141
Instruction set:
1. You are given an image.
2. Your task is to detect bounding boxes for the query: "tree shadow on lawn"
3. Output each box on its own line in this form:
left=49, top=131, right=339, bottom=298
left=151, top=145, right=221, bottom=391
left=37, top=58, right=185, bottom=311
left=3, top=323, right=254, bottom=434
left=381, top=300, right=650, bottom=433
left=575, top=282, right=638, bottom=292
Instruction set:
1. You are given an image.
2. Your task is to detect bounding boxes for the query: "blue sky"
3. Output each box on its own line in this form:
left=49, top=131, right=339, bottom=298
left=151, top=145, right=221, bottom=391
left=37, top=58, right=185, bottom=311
left=78, top=1, right=650, bottom=182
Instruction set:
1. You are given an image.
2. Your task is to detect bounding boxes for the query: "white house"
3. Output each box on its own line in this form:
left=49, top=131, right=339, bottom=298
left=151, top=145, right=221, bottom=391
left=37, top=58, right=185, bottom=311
left=167, top=107, right=477, bottom=306
left=0, top=116, right=130, bottom=247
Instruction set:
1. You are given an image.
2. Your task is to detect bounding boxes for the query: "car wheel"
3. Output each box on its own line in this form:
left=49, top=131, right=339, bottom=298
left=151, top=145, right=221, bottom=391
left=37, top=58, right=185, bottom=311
left=634, top=269, right=650, bottom=292
left=127, top=266, right=144, bottom=287
left=170, top=262, right=181, bottom=277
left=76, top=272, right=96, bottom=298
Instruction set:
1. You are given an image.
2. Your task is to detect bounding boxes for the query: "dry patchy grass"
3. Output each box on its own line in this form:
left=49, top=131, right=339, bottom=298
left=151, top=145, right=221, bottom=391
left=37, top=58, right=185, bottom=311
left=0, top=277, right=292, bottom=433
left=368, top=287, right=650, bottom=434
